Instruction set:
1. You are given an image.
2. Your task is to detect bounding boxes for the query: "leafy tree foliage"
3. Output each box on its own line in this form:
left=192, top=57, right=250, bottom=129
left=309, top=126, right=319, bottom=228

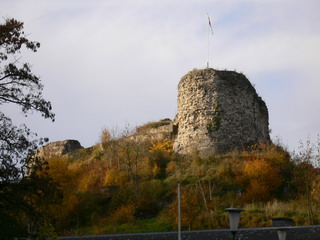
left=0, top=18, right=54, bottom=119
left=0, top=17, right=54, bottom=181
left=0, top=18, right=58, bottom=239
left=44, top=133, right=320, bottom=235
left=292, top=138, right=320, bottom=224
left=33, top=126, right=319, bottom=235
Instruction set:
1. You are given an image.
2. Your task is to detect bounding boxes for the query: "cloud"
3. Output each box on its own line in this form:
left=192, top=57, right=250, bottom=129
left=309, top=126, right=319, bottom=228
left=1, top=0, right=320, bottom=151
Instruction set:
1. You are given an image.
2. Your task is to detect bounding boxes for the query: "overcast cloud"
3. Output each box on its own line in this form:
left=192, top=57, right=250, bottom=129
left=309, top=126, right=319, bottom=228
left=1, top=0, right=320, bottom=152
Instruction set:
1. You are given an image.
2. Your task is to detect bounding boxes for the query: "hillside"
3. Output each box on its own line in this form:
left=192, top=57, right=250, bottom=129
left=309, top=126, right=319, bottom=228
left=40, top=121, right=320, bottom=236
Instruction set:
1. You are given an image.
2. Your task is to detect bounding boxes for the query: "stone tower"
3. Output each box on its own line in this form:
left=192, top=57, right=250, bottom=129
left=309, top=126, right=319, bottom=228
left=173, top=68, right=270, bottom=155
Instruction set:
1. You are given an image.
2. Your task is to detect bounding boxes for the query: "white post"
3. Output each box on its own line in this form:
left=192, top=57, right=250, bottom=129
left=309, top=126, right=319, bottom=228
left=178, top=182, right=181, bottom=240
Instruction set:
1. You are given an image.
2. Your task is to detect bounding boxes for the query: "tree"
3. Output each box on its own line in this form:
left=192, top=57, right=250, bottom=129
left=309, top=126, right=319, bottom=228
left=242, top=158, right=283, bottom=202
left=0, top=18, right=58, bottom=239
left=167, top=184, right=203, bottom=231
left=0, top=18, right=54, bottom=181
left=292, top=138, right=319, bottom=224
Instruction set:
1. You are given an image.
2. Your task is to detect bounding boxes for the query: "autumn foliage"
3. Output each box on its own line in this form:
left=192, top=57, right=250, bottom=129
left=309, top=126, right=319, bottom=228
left=42, top=129, right=320, bottom=235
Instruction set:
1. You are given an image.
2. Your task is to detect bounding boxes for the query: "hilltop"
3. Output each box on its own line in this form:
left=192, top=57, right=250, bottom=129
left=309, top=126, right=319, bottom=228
left=39, top=126, right=320, bottom=236
left=37, top=69, right=320, bottom=236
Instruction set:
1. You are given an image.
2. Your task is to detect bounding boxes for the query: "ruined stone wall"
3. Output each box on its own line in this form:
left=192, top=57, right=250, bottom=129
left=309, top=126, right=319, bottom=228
left=173, top=68, right=270, bottom=155
left=37, top=140, right=83, bottom=159
left=127, top=124, right=174, bottom=142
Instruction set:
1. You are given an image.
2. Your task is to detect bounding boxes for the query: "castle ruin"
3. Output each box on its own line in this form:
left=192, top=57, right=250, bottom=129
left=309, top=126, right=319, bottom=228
left=173, top=68, right=270, bottom=155
left=38, top=68, right=271, bottom=158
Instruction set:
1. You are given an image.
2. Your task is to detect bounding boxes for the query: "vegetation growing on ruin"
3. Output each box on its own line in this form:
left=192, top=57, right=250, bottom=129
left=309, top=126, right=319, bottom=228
left=136, top=119, right=172, bottom=133
left=41, top=129, right=320, bottom=236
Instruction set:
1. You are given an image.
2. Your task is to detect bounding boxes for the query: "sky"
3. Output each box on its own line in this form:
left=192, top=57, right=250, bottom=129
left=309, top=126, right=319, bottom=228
left=1, top=0, right=320, bottom=153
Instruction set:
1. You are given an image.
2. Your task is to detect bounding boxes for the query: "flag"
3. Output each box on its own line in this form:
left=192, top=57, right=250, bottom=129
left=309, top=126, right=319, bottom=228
left=207, top=14, right=213, bottom=35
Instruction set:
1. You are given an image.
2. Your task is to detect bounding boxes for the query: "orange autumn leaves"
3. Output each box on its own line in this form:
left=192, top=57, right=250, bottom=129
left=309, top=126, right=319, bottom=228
left=42, top=137, right=320, bottom=234
left=242, top=158, right=283, bottom=202
left=149, top=138, right=173, bottom=154
left=239, top=145, right=290, bottom=202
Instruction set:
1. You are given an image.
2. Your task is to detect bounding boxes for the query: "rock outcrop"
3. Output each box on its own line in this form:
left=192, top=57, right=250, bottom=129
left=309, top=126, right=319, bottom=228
left=173, top=68, right=270, bottom=155
left=37, top=140, right=83, bottom=159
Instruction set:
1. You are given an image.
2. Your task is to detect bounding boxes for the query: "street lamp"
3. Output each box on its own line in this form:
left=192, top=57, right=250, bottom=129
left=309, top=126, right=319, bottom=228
left=276, top=227, right=288, bottom=240
left=225, top=208, right=244, bottom=240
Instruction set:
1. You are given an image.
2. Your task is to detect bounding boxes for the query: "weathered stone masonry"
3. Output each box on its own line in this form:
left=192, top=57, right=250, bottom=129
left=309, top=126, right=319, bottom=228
left=37, top=139, right=83, bottom=159
left=173, top=68, right=270, bottom=155
left=39, top=69, right=271, bottom=158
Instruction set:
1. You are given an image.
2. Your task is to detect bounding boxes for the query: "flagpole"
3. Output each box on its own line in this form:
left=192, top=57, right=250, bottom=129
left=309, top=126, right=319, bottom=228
left=207, top=14, right=210, bottom=68
left=207, top=13, right=213, bottom=69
